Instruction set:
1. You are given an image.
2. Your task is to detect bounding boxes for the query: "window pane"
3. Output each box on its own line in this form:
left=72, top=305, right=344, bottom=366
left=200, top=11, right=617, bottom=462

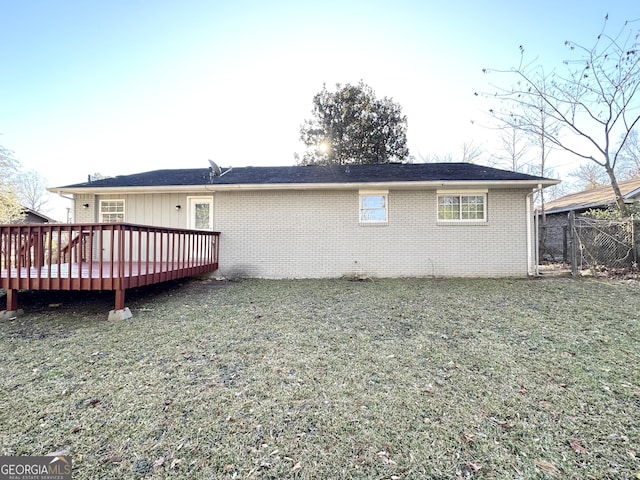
left=461, top=195, right=484, bottom=220
left=438, top=196, right=460, bottom=220
left=194, top=203, right=210, bottom=230
left=361, top=195, right=385, bottom=209
left=361, top=208, right=387, bottom=222
left=360, top=195, right=387, bottom=222
left=102, top=201, right=123, bottom=213
left=100, top=200, right=124, bottom=222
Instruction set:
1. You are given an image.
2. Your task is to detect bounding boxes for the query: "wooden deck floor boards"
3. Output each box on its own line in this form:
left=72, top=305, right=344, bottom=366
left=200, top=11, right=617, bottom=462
left=1, top=261, right=208, bottom=279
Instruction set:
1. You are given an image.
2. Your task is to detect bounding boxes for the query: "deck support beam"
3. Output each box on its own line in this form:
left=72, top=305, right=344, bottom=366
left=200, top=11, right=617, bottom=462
left=108, top=289, right=132, bottom=320
left=6, top=289, right=18, bottom=311
left=1, top=289, right=24, bottom=319
left=115, top=289, right=125, bottom=311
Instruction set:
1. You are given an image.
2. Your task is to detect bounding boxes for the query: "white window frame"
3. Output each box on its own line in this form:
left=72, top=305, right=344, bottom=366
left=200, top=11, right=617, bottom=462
left=99, top=199, right=125, bottom=222
left=359, top=190, right=388, bottom=224
left=187, top=196, right=214, bottom=230
left=437, top=190, right=487, bottom=222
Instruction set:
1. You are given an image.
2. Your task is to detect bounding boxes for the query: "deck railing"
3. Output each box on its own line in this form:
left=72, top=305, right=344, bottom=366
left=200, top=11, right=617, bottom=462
left=1, top=222, right=220, bottom=311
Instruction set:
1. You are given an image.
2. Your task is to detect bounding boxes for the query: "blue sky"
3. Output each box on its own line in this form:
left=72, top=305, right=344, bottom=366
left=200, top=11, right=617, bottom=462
left=0, top=0, right=634, bottom=218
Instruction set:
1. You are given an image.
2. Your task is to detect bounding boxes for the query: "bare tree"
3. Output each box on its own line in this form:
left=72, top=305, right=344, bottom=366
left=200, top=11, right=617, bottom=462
left=460, top=141, right=485, bottom=163
left=518, top=90, right=561, bottom=261
left=417, top=142, right=485, bottom=164
left=0, top=145, right=24, bottom=223
left=570, top=162, right=609, bottom=189
left=481, top=16, right=640, bottom=215
left=617, top=129, right=640, bottom=179
left=15, top=169, right=50, bottom=213
left=496, top=123, right=531, bottom=172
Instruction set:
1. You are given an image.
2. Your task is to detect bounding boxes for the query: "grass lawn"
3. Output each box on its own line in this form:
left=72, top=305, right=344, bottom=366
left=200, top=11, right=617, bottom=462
left=0, top=277, right=639, bottom=479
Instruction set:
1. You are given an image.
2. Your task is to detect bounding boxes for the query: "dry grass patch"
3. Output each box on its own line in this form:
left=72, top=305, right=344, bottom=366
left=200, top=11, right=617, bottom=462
left=1, top=277, right=639, bottom=479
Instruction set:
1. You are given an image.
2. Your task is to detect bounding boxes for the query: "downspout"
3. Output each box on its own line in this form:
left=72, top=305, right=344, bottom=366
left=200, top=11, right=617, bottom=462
left=526, top=184, right=543, bottom=276
left=54, top=192, right=75, bottom=223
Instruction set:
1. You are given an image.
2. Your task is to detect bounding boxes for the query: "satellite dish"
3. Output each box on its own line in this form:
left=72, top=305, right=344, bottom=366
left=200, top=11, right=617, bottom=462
left=208, top=159, right=222, bottom=176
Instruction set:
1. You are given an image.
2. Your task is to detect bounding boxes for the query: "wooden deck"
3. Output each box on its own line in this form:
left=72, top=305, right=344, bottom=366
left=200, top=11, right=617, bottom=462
left=1, top=222, right=220, bottom=315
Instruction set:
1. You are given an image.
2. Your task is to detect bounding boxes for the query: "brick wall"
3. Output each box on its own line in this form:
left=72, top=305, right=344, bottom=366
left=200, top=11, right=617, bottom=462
left=214, top=188, right=530, bottom=278
left=73, top=194, right=95, bottom=223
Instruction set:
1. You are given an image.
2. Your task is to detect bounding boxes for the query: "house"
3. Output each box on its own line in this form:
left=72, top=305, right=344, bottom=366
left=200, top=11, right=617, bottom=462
left=17, top=207, right=57, bottom=224
left=538, top=177, right=640, bottom=262
left=49, top=162, right=558, bottom=278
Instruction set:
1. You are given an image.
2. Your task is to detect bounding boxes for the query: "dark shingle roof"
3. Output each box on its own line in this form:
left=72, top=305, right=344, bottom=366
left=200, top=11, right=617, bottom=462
left=57, top=163, right=555, bottom=189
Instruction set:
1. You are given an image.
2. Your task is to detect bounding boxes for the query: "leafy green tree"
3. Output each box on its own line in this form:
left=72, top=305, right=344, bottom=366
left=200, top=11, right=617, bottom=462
left=0, top=145, right=24, bottom=223
left=298, top=81, right=409, bottom=165
left=481, top=17, right=640, bottom=215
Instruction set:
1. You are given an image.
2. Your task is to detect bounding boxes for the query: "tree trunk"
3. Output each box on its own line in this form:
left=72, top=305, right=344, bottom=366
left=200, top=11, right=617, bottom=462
left=604, top=162, right=628, bottom=216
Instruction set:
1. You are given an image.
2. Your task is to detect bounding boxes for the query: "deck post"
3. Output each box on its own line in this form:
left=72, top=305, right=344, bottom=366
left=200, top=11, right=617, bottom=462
left=115, top=289, right=125, bottom=310
left=6, top=289, right=18, bottom=311
left=108, top=289, right=132, bottom=321
left=1, top=289, right=24, bottom=319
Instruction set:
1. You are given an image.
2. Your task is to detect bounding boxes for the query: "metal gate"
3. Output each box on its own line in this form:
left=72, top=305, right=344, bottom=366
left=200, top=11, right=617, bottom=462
left=568, top=212, right=639, bottom=275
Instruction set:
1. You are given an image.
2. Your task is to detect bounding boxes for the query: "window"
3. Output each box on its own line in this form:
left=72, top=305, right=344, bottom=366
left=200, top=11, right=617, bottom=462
left=99, top=200, right=125, bottom=222
left=437, top=193, right=486, bottom=221
left=188, top=197, right=214, bottom=230
left=359, top=191, right=388, bottom=223
left=194, top=203, right=211, bottom=229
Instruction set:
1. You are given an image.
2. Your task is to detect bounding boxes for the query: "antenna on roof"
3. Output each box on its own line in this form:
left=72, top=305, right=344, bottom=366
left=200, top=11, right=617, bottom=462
left=208, top=159, right=222, bottom=177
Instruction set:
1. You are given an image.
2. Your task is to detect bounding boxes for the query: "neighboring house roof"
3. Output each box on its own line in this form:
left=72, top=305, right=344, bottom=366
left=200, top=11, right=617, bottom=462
left=543, top=177, right=640, bottom=215
left=18, top=207, right=57, bottom=224
left=50, top=163, right=558, bottom=194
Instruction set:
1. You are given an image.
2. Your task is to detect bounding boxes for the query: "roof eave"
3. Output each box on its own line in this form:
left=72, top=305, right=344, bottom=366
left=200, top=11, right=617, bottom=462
left=49, top=178, right=559, bottom=195
left=544, top=196, right=639, bottom=215
left=544, top=200, right=616, bottom=215
left=623, top=187, right=640, bottom=200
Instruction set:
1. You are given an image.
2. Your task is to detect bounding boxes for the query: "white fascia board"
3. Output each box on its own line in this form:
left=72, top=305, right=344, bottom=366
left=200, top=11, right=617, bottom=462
left=49, top=179, right=559, bottom=195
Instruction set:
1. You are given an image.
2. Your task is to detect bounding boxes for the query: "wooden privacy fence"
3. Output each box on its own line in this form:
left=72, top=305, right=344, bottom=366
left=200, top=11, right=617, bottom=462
left=1, top=222, right=220, bottom=314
